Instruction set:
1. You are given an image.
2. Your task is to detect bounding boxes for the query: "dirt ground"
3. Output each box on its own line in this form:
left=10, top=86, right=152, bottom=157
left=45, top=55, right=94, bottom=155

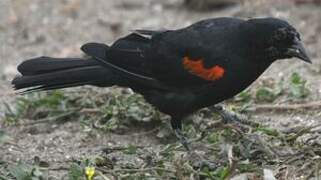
left=1, top=0, right=321, bottom=179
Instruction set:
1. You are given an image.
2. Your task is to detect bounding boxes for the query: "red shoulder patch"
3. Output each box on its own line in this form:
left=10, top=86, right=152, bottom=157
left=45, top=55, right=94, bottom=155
left=182, top=56, right=225, bottom=81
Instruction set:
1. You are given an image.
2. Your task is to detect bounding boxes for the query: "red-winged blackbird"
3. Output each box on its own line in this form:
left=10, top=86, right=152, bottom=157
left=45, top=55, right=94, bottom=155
left=12, top=17, right=311, bottom=149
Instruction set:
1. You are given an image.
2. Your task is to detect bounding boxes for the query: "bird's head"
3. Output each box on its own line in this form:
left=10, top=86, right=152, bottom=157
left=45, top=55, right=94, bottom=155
left=242, top=17, right=311, bottom=63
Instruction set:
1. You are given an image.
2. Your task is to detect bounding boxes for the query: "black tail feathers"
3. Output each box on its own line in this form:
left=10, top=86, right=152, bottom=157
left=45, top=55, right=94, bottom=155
left=12, top=57, right=114, bottom=93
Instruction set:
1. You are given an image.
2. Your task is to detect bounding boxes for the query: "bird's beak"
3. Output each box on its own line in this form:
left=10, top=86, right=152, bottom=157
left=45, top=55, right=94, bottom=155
left=286, top=37, right=311, bottom=63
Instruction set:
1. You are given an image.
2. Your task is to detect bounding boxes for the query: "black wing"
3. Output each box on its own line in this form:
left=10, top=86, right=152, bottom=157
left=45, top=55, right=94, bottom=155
left=145, top=17, right=245, bottom=88
left=82, top=18, right=244, bottom=90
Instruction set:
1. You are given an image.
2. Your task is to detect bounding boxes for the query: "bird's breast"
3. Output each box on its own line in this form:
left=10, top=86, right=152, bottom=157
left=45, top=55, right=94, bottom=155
left=193, top=61, right=271, bottom=109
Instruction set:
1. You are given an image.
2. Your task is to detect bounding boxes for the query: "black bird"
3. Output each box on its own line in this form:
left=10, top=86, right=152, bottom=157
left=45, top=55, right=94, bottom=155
left=12, top=17, right=311, bottom=149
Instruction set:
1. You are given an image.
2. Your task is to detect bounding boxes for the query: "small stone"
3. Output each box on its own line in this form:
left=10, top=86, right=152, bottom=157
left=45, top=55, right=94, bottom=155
left=264, top=169, right=276, bottom=180
left=280, top=121, right=290, bottom=127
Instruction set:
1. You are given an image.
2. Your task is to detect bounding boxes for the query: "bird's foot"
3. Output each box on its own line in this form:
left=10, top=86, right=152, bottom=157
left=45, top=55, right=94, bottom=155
left=212, top=105, right=241, bottom=124
left=174, top=129, right=190, bottom=151
left=212, top=105, right=259, bottom=128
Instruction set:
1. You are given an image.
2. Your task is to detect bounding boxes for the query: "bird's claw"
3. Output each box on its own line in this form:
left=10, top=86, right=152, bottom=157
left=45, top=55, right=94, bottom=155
left=211, top=105, right=255, bottom=133
left=213, top=105, right=244, bottom=124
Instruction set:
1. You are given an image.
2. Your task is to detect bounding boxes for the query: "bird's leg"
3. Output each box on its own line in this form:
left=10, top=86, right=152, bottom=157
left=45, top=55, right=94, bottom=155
left=171, top=118, right=190, bottom=151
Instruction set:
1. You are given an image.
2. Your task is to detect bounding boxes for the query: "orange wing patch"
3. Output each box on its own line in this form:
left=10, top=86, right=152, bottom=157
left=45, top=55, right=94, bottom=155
left=182, top=56, right=225, bottom=81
